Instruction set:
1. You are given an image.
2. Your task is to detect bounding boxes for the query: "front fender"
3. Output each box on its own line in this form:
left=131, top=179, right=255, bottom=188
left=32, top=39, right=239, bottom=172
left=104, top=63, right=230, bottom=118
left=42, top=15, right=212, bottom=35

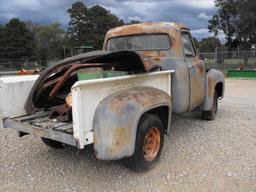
left=93, top=87, right=171, bottom=160
left=202, top=69, right=225, bottom=111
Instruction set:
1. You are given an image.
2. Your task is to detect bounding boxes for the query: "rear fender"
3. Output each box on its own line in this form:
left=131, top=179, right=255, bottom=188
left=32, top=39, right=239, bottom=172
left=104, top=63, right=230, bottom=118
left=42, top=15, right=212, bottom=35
left=202, top=69, right=225, bottom=111
left=93, top=87, right=171, bottom=160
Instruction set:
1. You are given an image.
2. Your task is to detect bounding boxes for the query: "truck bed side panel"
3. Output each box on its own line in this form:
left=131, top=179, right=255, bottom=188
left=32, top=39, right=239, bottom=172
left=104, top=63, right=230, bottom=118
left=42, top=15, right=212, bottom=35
left=71, top=71, right=173, bottom=149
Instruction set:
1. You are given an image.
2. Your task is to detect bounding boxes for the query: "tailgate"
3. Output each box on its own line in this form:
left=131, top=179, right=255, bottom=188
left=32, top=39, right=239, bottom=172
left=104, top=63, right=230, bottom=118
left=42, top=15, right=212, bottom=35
left=3, top=111, right=76, bottom=146
left=0, top=75, right=38, bottom=118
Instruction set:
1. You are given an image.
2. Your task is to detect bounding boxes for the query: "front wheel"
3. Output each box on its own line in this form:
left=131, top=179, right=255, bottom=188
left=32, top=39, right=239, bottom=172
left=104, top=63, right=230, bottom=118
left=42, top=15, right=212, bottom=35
left=202, top=90, right=218, bottom=120
left=124, top=114, right=164, bottom=172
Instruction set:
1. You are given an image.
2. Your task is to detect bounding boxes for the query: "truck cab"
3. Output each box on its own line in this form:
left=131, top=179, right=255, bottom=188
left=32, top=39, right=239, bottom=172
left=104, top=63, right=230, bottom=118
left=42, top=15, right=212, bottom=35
left=103, top=22, right=224, bottom=115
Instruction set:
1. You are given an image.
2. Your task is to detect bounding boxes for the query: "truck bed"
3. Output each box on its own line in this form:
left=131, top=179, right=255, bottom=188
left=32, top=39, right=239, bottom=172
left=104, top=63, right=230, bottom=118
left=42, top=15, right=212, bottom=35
left=2, top=70, right=173, bottom=149
left=3, top=111, right=76, bottom=146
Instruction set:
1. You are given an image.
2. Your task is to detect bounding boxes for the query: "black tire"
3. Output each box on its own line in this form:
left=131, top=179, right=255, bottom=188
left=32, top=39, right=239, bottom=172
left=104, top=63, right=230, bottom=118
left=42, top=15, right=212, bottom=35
left=202, top=90, right=218, bottom=120
left=41, top=138, right=65, bottom=149
left=124, top=114, right=164, bottom=172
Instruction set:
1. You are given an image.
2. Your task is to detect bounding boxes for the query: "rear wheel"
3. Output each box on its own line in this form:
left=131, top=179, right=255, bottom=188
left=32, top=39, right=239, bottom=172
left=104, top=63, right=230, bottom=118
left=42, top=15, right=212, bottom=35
left=124, top=114, right=164, bottom=172
left=202, top=90, right=218, bottom=120
left=41, top=138, right=65, bottom=149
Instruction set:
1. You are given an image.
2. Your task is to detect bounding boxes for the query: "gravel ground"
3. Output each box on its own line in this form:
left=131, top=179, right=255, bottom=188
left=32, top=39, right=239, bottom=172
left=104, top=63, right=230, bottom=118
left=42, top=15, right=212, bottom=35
left=0, top=78, right=255, bottom=192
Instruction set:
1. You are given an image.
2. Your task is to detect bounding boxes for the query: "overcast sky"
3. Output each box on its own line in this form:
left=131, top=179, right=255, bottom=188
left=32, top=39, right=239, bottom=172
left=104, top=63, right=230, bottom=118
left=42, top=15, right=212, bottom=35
left=0, top=0, right=223, bottom=40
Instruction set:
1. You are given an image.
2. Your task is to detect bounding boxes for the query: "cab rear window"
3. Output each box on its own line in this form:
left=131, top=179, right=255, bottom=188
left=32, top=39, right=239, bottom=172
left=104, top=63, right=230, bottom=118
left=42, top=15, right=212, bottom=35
left=107, top=34, right=171, bottom=51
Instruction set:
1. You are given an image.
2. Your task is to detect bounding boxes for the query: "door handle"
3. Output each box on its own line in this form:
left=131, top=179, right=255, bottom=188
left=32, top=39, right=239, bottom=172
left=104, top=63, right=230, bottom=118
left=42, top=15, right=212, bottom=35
left=188, top=65, right=195, bottom=69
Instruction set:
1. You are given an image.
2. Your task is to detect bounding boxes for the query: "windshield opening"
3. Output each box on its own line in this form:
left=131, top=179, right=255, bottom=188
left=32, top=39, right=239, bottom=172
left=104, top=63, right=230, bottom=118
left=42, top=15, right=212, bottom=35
left=107, top=34, right=171, bottom=51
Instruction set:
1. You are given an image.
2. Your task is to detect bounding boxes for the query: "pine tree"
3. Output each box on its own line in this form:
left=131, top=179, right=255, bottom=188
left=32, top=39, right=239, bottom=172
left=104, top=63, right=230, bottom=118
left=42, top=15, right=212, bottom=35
left=67, top=1, right=90, bottom=46
left=5, top=18, right=35, bottom=61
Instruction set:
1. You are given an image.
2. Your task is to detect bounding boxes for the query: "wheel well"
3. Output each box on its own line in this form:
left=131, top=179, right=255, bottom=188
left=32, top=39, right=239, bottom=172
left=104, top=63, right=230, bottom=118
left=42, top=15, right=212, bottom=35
left=145, top=106, right=169, bottom=134
left=215, top=82, right=223, bottom=98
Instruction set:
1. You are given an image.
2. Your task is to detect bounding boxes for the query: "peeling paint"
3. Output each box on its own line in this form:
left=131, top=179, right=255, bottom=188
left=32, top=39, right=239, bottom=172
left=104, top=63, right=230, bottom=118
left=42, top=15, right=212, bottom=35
left=93, top=87, right=171, bottom=160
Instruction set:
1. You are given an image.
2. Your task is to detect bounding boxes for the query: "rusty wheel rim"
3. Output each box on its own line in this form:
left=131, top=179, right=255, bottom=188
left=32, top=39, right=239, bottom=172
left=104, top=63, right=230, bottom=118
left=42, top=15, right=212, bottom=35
left=143, top=127, right=160, bottom=161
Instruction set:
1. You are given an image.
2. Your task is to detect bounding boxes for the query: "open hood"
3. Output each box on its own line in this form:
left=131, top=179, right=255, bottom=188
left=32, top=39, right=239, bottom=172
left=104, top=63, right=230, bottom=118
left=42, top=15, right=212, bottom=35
left=25, top=50, right=160, bottom=114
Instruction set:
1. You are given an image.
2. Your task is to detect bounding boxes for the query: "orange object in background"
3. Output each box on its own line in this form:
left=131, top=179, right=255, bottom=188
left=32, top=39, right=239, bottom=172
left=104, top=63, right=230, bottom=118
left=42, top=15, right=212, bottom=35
left=236, top=63, right=245, bottom=70
left=16, top=69, right=40, bottom=75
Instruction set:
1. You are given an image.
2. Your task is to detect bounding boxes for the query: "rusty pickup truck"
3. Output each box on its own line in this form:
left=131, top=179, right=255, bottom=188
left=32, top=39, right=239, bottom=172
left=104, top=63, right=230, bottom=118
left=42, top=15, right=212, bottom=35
left=1, top=22, right=224, bottom=171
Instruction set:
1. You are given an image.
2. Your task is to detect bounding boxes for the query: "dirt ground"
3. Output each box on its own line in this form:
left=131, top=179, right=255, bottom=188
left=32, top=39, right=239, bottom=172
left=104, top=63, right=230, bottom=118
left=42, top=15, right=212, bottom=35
left=0, top=78, right=255, bottom=192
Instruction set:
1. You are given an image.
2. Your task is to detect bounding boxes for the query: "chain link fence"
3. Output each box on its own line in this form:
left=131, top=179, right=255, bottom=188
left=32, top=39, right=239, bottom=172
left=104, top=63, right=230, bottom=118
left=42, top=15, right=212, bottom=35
left=0, top=60, right=60, bottom=77
left=1, top=51, right=256, bottom=75
left=0, top=60, right=58, bottom=71
left=199, top=50, right=256, bottom=72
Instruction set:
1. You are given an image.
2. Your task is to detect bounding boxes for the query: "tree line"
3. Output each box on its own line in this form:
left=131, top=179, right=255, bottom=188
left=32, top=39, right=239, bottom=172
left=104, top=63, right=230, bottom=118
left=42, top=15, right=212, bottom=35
left=0, top=2, right=139, bottom=64
left=209, top=0, right=256, bottom=51
left=0, top=0, right=255, bottom=65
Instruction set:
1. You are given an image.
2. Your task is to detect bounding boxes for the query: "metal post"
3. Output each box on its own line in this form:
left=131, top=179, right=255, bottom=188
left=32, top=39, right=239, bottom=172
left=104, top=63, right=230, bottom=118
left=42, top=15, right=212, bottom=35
left=253, top=47, right=256, bottom=69
left=215, top=47, right=218, bottom=68
left=237, top=47, right=240, bottom=65
left=254, top=47, right=256, bottom=68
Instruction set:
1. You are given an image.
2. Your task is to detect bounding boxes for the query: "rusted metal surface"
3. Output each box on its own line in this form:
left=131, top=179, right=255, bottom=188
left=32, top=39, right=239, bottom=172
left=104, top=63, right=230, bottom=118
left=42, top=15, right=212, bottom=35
left=93, top=87, right=171, bottom=160
left=103, top=22, right=224, bottom=114
left=178, top=28, right=206, bottom=111
left=49, top=63, right=107, bottom=98
left=3, top=112, right=75, bottom=146
left=185, top=58, right=206, bottom=111
left=103, top=22, right=187, bottom=58
left=202, top=69, right=225, bottom=111
left=17, top=69, right=40, bottom=75
left=3, top=22, right=225, bottom=162
left=25, top=50, right=156, bottom=114
left=143, top=127, right=160, bottom=161
left=103, top=22, right=187, bottom=57
left=25, top=22, right=201, bottom=116
left=49, top=104, right=72, bottom=122
left=103, top=22, right=192, bottom=113
left=71, top=70, right=173, bottom=150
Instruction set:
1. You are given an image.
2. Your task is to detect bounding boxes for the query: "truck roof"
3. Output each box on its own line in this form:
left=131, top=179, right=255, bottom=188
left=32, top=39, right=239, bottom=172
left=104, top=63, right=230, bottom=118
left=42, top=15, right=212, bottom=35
left=105, top=22, right=188, bottom=37
left=103, top=22, right=189, bottom=50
